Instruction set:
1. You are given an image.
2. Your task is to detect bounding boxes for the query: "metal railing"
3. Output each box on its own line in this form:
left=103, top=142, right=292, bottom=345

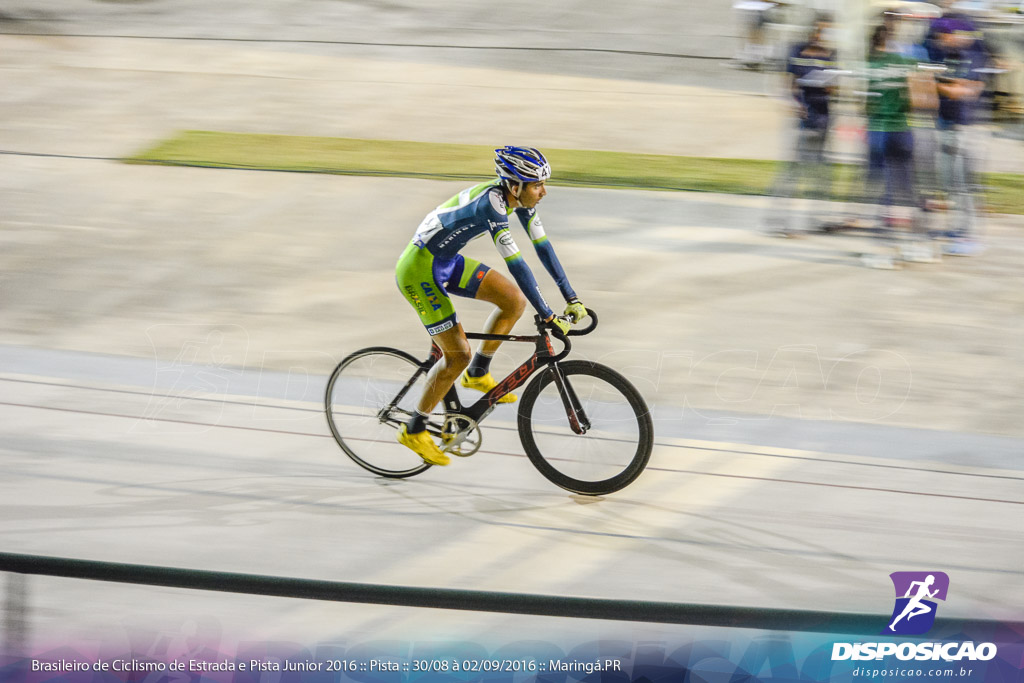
left=2, top=552, right=1019, bottom=638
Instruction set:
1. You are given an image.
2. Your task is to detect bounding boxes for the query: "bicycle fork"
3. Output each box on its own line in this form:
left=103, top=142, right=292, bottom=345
left=551, top=362, right=591, bottom=435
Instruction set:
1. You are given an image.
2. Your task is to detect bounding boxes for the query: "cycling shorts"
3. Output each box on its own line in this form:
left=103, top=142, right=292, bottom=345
left=395, top=242, right=490, bottom=336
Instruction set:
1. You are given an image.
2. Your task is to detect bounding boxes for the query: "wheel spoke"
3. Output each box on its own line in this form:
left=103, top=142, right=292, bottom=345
left=325, top=348, right=438, bottom=478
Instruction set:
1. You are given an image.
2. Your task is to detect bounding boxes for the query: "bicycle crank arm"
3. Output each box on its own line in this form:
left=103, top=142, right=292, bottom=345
left=440, top=415, right=483, bottom=457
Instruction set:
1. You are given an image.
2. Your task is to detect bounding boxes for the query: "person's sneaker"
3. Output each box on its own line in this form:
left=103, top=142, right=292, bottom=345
left=943, top=239, right=984, bottom=257
left=396, top=425, right=450, bottom=466
left=460, top=371, right=516, bottom=403
left=900, top=242, right=940, bottom=264
left=860, top=252, right=901, bottom=270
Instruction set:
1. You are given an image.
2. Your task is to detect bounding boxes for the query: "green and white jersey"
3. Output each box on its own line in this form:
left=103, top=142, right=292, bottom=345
left=413, top=180, right=520, bottom=260
left=406, top=180, right=576, bottom=319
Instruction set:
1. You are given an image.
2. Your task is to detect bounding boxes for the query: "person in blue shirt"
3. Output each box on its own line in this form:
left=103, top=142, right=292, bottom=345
left=931, top=17, right=988, bottom=254
left=763, top=16, right=838, bottom=236
left=394, top=146, right=586, bottom=465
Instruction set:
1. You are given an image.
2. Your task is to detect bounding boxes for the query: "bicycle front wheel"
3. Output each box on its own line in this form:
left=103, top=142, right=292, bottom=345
left=325, top=346, right=437, bottom=478
left=517, top=360, right=653, bottom=495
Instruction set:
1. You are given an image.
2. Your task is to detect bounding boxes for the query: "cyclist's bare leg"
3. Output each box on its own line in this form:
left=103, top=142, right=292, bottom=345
left=473, top=270, right=527, bottom=357
left=417, top=324, right=472, bottom=415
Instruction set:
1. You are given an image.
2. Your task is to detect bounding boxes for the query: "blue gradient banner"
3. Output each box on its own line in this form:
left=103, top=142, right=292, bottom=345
left=3, top=623, right=1022, bottom=683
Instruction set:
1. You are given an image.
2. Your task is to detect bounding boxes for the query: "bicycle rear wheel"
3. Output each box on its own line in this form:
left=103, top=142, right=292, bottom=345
left=517, top=360, right=653, bottom=495
left=325, top=346, right=437, bottom=478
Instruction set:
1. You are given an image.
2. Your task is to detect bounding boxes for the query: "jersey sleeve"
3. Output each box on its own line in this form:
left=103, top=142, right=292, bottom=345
left=486, top=191, right=553, bottom=319
left=515, top=208, right=577, bottom=302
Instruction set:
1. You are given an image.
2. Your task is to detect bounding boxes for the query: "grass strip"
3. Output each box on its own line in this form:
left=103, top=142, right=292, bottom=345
left=127, top=131, right=1024, bottom=214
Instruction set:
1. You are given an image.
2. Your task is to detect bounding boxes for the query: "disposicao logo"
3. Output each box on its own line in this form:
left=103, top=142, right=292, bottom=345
left=831, top=572, right=998, bottom=663
left=884, top=571, right=949, bottom=636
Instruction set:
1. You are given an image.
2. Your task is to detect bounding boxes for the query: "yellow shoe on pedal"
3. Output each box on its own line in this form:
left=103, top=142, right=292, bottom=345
left=396, top=425, right=450, bottom=466
left=460, top=371, right=517, bottom=403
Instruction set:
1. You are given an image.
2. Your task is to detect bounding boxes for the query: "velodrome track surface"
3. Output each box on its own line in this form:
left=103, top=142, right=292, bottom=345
left=2, top=167, right=1023, bottom=646
left=1, top=336, right=1022, bottom=645
left=2, top=0, right=1023, bottom=647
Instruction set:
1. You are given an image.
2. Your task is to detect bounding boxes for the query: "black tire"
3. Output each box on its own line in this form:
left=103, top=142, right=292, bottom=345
left=324, top=346, right=435, bottom=478
left=517, top=360, right=653, bottom=495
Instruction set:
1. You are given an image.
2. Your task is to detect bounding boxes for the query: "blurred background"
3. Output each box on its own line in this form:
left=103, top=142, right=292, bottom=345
left=1, top=0, right=1022, bottom=657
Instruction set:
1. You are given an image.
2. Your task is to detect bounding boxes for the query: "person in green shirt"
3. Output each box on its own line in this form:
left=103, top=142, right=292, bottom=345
left=860, top=23, right=938, bottom=266
left=865, top=23, right=918, bottom=219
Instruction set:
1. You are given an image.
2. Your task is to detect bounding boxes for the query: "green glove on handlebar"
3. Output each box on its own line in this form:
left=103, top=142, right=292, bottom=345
left=564, top=299, right=587, bottom=324
left=548, top=314, right=572, bottom=335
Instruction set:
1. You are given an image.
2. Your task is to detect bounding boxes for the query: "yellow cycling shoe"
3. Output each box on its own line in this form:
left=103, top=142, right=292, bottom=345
left=460, top=371, right=517, bottom=403
left=396, top=425, right=450, bottom=466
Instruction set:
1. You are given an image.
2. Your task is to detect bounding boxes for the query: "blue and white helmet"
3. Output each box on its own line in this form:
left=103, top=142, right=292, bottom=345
left=494, top=146, right=551, bottom=185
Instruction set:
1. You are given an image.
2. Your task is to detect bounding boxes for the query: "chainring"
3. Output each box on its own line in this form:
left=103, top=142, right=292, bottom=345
left=440, top=415, right=482, bottom=457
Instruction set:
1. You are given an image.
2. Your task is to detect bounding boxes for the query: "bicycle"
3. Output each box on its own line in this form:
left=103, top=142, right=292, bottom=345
left=324, top=310, right=653, bottom=495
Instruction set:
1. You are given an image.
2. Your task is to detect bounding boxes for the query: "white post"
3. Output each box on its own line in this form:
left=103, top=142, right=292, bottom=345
left=2, top=572, right=29, bottom=657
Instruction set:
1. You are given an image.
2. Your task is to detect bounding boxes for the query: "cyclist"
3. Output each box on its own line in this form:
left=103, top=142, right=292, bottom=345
left=394, top=146, right=586, bottom=466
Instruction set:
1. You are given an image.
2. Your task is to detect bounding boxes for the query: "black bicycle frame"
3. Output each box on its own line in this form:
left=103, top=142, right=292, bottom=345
left=395, top=313, right=598, bottom=435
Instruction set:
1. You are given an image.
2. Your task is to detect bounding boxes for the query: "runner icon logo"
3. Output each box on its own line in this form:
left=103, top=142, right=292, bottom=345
left=883, top=572, right=950, bottom=636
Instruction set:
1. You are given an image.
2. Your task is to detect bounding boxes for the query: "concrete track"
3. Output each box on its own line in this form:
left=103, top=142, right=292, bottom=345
left=1, top=0, right=1022, bottom=651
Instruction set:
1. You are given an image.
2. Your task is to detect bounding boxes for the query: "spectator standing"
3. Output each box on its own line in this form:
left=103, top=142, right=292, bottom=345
left=763, top=17, right=838, bottom=237
left=932, top=17, right=988, bottom=256
left=861, top=24, right=938, bottom=268
left=885, top=10, right=942, bottom=222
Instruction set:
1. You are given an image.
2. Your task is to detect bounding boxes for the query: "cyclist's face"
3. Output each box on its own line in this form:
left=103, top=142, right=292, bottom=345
left=518, top=181, right=547, bottom=208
